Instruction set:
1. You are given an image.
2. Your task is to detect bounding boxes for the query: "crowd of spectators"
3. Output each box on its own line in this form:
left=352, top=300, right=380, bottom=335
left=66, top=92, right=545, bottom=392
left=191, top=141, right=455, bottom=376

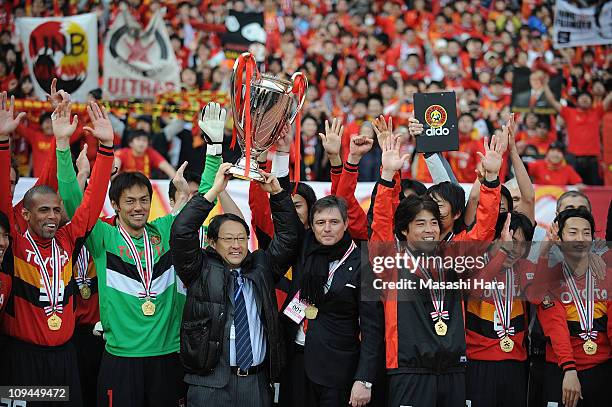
left=0, top=0, right=610, bottom=185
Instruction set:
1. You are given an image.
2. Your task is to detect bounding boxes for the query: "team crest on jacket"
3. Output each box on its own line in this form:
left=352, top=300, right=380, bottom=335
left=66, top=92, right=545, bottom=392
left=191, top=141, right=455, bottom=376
left=150, top=235, right=161, bottom=246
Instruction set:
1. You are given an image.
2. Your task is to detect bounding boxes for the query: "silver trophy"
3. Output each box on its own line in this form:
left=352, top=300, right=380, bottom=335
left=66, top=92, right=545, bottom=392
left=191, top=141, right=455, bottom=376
left=229, top=52, right=307, bottom=181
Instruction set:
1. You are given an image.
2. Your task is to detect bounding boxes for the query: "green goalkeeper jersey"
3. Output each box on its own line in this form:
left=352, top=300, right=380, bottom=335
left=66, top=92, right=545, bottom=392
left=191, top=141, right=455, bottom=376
left=57, top=148, right=221, bottom=357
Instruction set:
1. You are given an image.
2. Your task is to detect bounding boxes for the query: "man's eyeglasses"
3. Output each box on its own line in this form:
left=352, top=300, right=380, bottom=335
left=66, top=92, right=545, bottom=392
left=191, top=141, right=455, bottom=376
left=218, top=236, right=248, bottom=244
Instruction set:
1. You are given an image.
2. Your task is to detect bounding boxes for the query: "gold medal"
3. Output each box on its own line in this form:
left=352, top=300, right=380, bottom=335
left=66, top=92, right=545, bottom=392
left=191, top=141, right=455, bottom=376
left=80, top=285, right=91, bottom=300
left=141, top=299, right=156, bottom=316
left=47, top=314, right=62, bottom=331
left=305, top=305, right=318, bottom=320
left=434, top=319, right=447, bottom=336
left=500, top=336, right=515, bottom=353
left=583, top=339, right=597, bottom=355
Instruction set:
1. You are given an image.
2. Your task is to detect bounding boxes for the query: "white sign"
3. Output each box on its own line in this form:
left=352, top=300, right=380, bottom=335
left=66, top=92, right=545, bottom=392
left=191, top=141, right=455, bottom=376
left=553, top=0, right=612, bottom=48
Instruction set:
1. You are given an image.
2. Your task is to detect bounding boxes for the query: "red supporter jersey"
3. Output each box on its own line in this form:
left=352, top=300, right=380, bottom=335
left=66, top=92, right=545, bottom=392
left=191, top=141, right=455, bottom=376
left=560, top=106, right=604, bottom=157
left=116, top=147, right=166, bottom=178
left=445, top=134, right=485, bottom=183
left=528, top=160, right=583, bottom=185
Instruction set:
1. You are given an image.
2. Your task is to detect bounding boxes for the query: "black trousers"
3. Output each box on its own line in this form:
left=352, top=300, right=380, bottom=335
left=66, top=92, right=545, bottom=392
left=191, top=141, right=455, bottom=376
left=542, top=360, right=612, bottom=407
left=387, top=370, right=465, bottom=407
left=567, top=155, right=602, bottom=185
left=0, top=337, right=82, bottom=407
left=278, top=349, right=351, bottom=407
left=73, top=324, right=104, bottom=407
left=466, top=359, right=527, bottom=407
left=527, top=357, right=546, bottom=407
left=97, top=351, right=186, bottom=407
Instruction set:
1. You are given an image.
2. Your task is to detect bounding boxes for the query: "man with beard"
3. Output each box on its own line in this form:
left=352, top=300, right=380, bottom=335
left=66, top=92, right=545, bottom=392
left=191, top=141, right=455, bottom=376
left=0, top=93, right=114, bottom=406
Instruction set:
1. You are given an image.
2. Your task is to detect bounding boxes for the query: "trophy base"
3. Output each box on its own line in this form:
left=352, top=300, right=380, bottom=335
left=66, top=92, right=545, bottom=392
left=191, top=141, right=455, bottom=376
left=228, top=157, right=264, bottom=182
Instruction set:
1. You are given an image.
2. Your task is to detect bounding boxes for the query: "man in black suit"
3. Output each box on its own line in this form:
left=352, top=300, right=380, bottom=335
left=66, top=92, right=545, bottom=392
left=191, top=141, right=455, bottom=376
left=278, top=195, right=384, bottom=407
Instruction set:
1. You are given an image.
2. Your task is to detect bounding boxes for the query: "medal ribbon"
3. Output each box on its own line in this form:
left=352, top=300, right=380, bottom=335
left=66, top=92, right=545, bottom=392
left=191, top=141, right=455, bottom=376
left=492, top=267, right=515, bottom=338
left=562, top=262, right=597, bottom=341
left=406, top=249, right=448, bottom=322
left=25, top=231, right=62, bottom=315
left=299, top=241, right=357, bottom=303
left=75, top=246, right=91, bottom=288
left=118, top=225, right=156, bottom=300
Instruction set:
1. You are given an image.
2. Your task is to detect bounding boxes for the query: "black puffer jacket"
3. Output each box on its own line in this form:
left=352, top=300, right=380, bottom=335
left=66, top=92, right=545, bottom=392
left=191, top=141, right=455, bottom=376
left=170, top=190, right=299, bottom=380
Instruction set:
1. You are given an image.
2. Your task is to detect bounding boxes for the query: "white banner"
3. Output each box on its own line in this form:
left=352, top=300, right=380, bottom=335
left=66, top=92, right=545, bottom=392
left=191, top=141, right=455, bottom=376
left=103, top=9, right=181, bottom=100
left=553, top=0, right=612, bottom=48
left=15, top=13, right=99, bottom=102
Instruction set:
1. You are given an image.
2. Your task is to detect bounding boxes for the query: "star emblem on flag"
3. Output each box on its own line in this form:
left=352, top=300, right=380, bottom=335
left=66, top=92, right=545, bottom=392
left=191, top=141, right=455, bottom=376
left=126, top=37, right=152, bottom=64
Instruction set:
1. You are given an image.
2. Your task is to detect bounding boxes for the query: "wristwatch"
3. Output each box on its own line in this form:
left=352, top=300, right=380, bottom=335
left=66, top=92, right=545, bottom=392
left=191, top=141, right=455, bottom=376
left=359, top=381, right=372, bottom=389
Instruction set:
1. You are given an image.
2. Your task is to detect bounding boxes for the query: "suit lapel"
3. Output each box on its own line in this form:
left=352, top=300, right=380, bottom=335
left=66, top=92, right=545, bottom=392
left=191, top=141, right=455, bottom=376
left=326, top=251, right=359, bottom=298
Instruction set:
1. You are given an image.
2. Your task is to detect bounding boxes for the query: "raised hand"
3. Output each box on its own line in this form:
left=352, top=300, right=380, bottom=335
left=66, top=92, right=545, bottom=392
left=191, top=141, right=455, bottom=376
left=46, top=78, right=70, bottom=109
left=76, top=144, right=90, bottom=177
left=0, top=92, right=26, bottom=138
left=275, top=123, right=293, bottom=154
left=381, top=133, right=410, bottom=181
left=318, top=118, right=343, bottom=158
left=407, top=117, right=424, bottom=138
left=83, top=101, right=114, bottom=145
left=507, top=113, right=518, bottom=153
left=209, top=162, right=233, bottom=197
left=51, top=101, right=79, bottom=147
left=171, top=161, right=190, bottom=200
left=199, top=102, right=226, bottom=144
left=477, top=134, right=504, bottom=181
left=257, top=171, right=282, bottom=195
left=372, top=115, right=393, bottom=147
left=347, top=135, right=373, bottom=164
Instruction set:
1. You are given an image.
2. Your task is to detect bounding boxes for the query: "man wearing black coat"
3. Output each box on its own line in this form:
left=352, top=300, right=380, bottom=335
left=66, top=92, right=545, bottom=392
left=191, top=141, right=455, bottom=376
left=278, top=195, right=384, bottom=407
left=170, top=162, right=300, bottom=407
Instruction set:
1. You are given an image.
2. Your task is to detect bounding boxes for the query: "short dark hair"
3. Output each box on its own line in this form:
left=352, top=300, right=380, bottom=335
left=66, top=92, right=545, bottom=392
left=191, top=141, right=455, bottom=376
left=88, top=88, right=102, bottom=100
left=207, top=213, right=250, bottom=241
left=0, top=210, right=9, bottom=233
left=40, top=112, right=52, bottom=124
left=354, top=98, right=368, bottom=107
left=309, top=195, right=348, bottom=226
left=426, top=182, right=466, bottom=233
left=168, top=170, right=201, bottom=201
left=394, top=195, right=441, bottom=241
left=556, top=208, right=595, bottom=237
left=290, top=182, right=317, bottom=215
left=500, top=185, right=514, bottom=213
left=109, top=172, right=153, bottom=205
left=23, top=185, right=57, bottom=210
left=400, top=178, right=427, bottom=197
left=128, top=129, right=150, bottom=142
left=494, top=211, right=535, bottom=241
left=556, top=190, right=591, bottom=212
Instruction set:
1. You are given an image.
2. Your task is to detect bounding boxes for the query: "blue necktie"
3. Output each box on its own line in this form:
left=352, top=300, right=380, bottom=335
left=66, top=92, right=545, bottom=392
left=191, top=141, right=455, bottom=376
left=233, top=270, right=253, bottom=371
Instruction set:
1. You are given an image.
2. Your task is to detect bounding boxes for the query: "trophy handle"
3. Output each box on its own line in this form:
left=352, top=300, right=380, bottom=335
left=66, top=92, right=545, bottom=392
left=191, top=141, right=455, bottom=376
left=287, top=72, right=308, bottom=125
left=230, top=52, right=259, bottom=138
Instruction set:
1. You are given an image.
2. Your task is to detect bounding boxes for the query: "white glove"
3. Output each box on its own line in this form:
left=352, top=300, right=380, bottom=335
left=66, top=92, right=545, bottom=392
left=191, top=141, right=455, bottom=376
left=199, top=102, right=226, bottom=144
left=93, top=321, right=106, bottom=340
